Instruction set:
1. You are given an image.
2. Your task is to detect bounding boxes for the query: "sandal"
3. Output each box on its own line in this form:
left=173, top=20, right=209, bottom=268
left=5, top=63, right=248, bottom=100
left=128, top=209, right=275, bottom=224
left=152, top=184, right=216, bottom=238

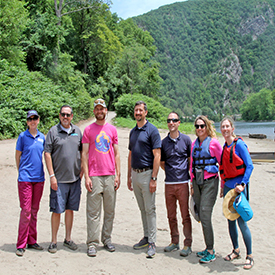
left=224, top=249, right=241, bottom=261
left=243, top=256, right=254, bottom=270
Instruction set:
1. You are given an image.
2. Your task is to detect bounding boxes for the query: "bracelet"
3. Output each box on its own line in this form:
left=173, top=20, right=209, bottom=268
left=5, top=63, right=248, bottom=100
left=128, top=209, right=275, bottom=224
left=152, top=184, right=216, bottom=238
left=49, top=174, right=55, bottom=178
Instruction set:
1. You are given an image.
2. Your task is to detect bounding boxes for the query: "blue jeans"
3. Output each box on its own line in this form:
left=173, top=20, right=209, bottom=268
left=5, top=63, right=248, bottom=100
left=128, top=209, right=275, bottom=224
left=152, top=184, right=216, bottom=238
left=223, top=185, right=252, bottom=255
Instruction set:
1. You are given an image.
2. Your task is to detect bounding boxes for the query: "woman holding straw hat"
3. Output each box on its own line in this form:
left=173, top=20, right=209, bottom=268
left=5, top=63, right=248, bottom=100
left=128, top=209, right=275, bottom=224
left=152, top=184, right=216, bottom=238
left=190, top=115, right=222, bottom=264
left=219, top=117, right=254, bottom=270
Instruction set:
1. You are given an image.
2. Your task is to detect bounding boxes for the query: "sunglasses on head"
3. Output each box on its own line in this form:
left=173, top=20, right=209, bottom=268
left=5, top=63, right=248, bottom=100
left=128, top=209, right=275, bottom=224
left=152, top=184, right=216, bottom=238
left=95, top=99, right=105, bottom=105
left=167, top=118, right=180, bottom=123
left=60, top=113, right=72, bottom=117
left=27, top=117, right=38, bottom=121
left=195, top=124, right=206, bottom=129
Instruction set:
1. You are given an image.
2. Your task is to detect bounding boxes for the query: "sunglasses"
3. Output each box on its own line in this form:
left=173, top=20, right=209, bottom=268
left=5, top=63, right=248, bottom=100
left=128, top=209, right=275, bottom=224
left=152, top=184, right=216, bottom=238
left=167, top=118, right=180, bottom=123
left=94, top=99, right=105, bottom=105
left=27, top=117, right=38, bottom=121
left=195, top=124, right=206, bottom=129
left=60, top=113, right=72, bottom=117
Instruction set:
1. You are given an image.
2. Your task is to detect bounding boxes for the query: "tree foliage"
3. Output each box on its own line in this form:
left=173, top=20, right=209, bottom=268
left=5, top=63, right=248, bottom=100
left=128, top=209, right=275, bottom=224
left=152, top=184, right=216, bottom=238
left=0, top=0, right=28, bottom=65
left=0, top=0, right=162, bottom=139
left=240, top=88, right=275, bottom=121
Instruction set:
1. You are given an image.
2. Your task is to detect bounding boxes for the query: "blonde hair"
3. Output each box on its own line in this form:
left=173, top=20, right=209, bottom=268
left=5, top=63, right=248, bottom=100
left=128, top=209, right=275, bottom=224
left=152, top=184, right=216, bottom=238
left=194, top=115, right=217, bottom=138
left=220, top=116, right=236, bottom=138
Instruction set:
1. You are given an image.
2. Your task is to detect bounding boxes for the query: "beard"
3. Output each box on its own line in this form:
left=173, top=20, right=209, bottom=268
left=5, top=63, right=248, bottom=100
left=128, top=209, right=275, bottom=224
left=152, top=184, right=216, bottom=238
left=95, top=113, right=106, bottom=120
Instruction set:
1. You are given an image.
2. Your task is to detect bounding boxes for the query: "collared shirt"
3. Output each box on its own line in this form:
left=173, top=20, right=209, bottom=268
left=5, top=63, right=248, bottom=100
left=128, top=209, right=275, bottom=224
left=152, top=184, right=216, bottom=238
left=44, top=123, right=82, bottom=183
left=128, top=121, right=161, bottom=169
left=16, top=129, right=45, bottom=182
left=161, top=132, right=191, bottom=183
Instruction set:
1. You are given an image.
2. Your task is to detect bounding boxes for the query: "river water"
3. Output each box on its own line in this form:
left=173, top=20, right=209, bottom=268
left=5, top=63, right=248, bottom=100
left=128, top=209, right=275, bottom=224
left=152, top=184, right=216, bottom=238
left=214, top=121, right=275, bottom=140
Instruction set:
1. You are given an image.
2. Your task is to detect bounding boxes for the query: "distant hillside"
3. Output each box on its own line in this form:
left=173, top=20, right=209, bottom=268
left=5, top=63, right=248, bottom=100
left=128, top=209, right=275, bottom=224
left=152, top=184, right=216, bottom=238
left=133, top=0, right=275, bottom=120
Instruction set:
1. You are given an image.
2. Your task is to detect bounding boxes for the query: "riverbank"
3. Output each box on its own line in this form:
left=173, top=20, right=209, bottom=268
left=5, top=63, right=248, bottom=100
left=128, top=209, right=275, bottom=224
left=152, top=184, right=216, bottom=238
left=0, top=113, right=274, bottom=274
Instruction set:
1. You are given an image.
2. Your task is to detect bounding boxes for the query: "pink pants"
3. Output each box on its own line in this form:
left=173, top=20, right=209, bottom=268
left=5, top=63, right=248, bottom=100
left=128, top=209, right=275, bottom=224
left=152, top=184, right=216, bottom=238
left=17, top=181, right=44, bottom=249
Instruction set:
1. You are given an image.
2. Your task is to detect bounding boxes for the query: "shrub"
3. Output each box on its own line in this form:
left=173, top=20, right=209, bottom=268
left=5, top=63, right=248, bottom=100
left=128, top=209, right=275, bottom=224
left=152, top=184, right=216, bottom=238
left=0, top=59, right=93, bottom=139
left=114, top=93, right=171, bottom=122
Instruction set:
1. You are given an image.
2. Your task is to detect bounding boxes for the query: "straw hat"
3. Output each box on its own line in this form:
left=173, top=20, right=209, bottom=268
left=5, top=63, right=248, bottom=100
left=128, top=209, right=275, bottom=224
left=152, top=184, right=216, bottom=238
left=189, top=196, right=200, bottom=222
left=223, top=189, right=240, bottom=221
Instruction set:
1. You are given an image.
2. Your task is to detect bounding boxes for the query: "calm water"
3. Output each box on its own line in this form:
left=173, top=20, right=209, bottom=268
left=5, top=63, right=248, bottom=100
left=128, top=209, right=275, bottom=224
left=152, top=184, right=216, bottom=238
left=214, top=121, right=275, bottom=140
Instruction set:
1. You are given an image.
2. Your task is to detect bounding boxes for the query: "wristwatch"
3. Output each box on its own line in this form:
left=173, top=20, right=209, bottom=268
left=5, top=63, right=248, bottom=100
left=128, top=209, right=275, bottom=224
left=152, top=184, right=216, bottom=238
left=151, top=177, right=157, bottom=181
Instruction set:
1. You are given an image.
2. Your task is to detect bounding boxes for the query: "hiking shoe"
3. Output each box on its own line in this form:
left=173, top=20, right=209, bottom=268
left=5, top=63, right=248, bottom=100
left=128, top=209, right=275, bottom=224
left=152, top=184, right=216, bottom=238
left=27, top=243, right=43, bottom=250
left=146, top=242, right=156, bottom=258
left=48, top=242, right=57, bottom=253
left=16, top=248, right=25, bottom=257
left=104, top=243, right=115, bottom=252
left=164, top=243, right=179, bottom=252
left=199, top=250, right=216, bottom=263
left=133, top=237, right=149, bottom=250
left=180, top=246, right=192, bottom=257
left=63, top=239, right=78, bottom=250
left=87, top=246, right=97, bottom=257
left=197, top=248, right=208, bottom=258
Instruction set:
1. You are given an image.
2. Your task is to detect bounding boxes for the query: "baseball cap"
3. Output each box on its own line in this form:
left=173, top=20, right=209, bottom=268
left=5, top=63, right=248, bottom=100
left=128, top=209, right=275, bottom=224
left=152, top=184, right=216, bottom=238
left=27, top=110, right=39, bottom=118
left=94, top=98, right=106, bottom=108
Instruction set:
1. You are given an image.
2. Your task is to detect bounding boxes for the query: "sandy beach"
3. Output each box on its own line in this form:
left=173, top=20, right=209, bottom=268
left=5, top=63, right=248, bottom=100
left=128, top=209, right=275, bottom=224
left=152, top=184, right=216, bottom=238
left=0, top=113, right=274, bottom=274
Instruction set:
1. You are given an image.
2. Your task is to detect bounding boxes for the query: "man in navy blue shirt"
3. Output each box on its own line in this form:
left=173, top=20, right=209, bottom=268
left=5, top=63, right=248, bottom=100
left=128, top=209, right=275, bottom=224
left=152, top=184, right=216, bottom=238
left=127, top=101, right=161, bottom=258
left=161, top=112, right=192, bottom=257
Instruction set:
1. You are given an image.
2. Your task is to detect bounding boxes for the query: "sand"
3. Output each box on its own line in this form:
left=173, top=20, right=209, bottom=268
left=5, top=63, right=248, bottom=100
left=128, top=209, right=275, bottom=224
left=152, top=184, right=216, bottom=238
left=0, top=112, right=274, bottom=274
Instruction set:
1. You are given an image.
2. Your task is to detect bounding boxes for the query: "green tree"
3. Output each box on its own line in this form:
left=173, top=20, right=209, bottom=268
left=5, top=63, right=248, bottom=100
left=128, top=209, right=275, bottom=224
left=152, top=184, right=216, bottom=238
left=241, top=88, right=275, bottom=121
left=0, top=0, right=28, bottom=65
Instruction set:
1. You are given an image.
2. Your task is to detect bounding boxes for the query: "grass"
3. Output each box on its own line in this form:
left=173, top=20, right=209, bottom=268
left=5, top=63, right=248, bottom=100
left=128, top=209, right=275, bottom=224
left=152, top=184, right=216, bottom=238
left=113, top=117, right=195, bottom=134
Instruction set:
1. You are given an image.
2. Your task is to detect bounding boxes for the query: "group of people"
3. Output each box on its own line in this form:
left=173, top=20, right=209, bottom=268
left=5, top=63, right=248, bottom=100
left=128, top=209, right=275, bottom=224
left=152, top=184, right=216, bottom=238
left=15, top=99, right=254, bottom=270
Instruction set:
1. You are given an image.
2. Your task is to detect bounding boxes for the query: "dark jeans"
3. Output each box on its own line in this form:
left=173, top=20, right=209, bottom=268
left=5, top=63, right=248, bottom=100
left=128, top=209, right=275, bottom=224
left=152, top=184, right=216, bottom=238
left=192, top=177, right=219, bottom=250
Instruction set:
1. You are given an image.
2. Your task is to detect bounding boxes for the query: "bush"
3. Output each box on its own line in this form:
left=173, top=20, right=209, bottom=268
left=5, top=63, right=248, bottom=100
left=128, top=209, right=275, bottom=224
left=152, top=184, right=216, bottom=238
left=114, top=93, right=171, bottom=122
left=0, top=59, right=93, bottom=139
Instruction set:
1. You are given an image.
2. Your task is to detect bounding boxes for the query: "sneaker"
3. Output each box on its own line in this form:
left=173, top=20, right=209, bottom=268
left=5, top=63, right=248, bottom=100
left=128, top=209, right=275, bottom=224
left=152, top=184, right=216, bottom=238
left=27, top=243, right=43, bottom=250
left=146, top=242, right=156, bottom=258
left=164, top=243, right=179, bottom=252
left=87, top=246, right=97, bottom=257
left=63, top=239, right=78, bottom=250
left=180, top=246, right=192, bottom=257
left=48, top=242, right=57, bottom=253
left=197, top=248, right=208, bottom=258
left=199, top=250, right=216, bottom=263
left=104, top=243, right=115, bottom=252
left=16, top=248, right=25, bottom=257
left=133, top=237, right=149, bottom=250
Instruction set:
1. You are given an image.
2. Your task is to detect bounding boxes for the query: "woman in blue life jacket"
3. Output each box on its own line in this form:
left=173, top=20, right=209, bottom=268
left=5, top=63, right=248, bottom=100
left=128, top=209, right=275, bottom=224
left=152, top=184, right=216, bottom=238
left=190, top=115, right=222, bottom=264
left=15, top=110, right=45, bottom=257
left=220, top=117, right=254, bottom=270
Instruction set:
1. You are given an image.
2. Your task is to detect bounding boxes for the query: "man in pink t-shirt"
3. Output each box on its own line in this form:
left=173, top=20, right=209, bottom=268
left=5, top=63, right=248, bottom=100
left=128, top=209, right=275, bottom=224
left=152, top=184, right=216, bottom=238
left=82, top=98, right=121, bottom=257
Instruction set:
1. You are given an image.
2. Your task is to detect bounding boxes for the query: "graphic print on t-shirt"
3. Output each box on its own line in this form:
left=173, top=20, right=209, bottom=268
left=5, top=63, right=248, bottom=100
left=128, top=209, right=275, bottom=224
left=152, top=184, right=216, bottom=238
left=95, top=131, right=111, bottom=154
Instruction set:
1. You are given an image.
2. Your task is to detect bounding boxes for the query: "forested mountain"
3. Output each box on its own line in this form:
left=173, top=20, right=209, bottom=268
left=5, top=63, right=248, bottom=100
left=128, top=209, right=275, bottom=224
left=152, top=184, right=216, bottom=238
left=133, top=0, right=275, bottom=120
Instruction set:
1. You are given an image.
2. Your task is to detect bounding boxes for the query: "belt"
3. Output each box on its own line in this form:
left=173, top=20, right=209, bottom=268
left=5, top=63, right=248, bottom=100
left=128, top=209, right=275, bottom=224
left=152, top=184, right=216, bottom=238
left=132, top=166, right=153, bottom=173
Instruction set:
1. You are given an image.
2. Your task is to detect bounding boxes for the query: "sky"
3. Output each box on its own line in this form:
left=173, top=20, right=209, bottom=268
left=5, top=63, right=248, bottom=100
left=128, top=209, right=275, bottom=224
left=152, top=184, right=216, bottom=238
left=110, top=0, right=186, bottom=19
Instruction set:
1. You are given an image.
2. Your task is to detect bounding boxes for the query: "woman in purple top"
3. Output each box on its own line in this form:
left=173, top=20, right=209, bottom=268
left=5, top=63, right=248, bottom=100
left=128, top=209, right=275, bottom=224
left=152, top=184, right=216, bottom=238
left=190, top=115, right=222, bottom=264
left=15, top=110, right=45, bottom=257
